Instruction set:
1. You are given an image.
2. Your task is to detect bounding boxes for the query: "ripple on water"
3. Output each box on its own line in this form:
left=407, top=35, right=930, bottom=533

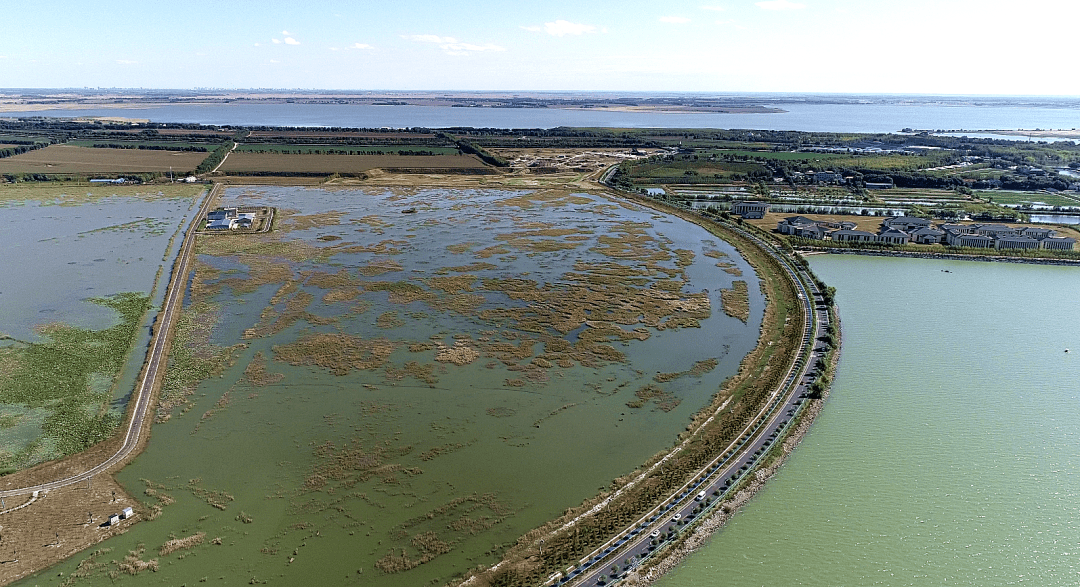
left=657, top=255, right=1080, bottom=587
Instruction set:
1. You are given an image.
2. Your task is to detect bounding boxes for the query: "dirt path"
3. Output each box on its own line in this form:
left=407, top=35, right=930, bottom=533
left=0, top=185, right=216, bottom=584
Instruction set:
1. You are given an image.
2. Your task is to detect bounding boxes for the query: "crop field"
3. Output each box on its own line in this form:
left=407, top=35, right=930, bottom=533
left=823, top=152, right=952, bottom=170
left=0, top=145, right=206, bottom=174
left=218, top=152, right=489, bottom=174
left=234, top=143, right=459, bottom=155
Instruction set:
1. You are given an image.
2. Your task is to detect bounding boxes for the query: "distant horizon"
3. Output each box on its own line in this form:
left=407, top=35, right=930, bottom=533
left=1, top=89, right=1079, bottom=100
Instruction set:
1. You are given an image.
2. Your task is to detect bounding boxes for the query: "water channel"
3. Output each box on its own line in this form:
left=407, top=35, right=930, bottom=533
left=655, top=254, right=1080, bottom=586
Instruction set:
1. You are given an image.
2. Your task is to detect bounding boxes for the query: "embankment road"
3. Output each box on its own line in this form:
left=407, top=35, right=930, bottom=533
left=561, top=212, right=831, bottom=587
left=0, top=184, right=218, bottom=500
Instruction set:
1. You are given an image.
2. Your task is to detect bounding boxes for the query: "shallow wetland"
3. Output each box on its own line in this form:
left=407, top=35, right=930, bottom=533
left=0, top=184, right=204, bottom=471
left=19, top=186, right=765, bottom=586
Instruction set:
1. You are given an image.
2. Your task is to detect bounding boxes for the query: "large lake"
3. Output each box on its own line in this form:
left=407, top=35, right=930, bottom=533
left=656, top=254, right=1080, bottom=586
left=9, top=98, right=1080, bottom=133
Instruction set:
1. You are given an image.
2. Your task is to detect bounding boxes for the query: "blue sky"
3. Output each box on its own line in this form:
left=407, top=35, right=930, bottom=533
left=1, top=0, right=1076, bottom=95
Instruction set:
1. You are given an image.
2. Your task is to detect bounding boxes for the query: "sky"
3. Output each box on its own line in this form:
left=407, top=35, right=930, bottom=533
left=1, top=0, right=1077, bottom=95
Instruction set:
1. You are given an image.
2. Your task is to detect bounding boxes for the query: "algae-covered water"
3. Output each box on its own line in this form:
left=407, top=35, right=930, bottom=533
left=0, top=187, right=203, bottom=468
left=25, top=186, right=764, bottom=586
left=655, top=255, right=1080, bottom=587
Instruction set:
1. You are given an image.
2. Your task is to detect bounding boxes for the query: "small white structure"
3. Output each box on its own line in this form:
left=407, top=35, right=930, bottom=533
left=108, top=514, right=121, bottom=526
left=122, top=506, right=134, bottom=519
left=205, top=207, right=257, bottom=231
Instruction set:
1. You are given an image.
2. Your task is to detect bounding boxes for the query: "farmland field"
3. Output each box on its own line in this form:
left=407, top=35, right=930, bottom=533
left=0, top=145, right=207, bottom=174
left=218, top=152, right=489, bottom=174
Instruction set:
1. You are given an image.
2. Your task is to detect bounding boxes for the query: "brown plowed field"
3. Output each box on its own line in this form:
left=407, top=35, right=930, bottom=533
left=0, top=145, right=206, bottom=174
left=218, top=152, right=488, bottom=174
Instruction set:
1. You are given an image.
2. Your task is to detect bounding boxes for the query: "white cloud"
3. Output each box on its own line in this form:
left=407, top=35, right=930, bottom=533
left=523, top=20, right=598, bottom=36
left=350, top=43, right=373, bottom=49
left=756, top=0, right=805, bottom=10
left=282, top=30, right=291, bottom=35
left=701, top=5, right=725, bottom=10
left=403, top=34, right=456, bottom=44
left=403, top=34, right=504, bottom=55
left=269, top=59, right=280, bottom=64
left=660, top=16, right=692, bottom=23
left=254, top=43, right=261, bottom=47
left=272, top=38, right=282, bottom=44
left=284, top=37, right=300, bottom=45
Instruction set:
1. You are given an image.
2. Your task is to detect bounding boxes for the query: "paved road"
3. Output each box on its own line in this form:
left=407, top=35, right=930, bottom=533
left=561, top=212, right=832, bottom=587
left=0, top=185, right=217, bottom=500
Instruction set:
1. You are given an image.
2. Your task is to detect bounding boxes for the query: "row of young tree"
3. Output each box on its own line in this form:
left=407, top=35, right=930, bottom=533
left=88, top=143, right=210, bottom=152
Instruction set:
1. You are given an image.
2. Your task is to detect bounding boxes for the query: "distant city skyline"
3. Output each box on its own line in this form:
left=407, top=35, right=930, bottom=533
left=2, top=0, right=1077, bottom=96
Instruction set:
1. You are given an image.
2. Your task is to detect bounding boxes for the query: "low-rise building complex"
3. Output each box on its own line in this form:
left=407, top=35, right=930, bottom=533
left=777, top=215, right=1075, bottom=251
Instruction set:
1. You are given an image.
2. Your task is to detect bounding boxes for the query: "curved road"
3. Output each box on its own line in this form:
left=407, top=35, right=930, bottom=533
left=559, top=204, right=832, bottom=587
left=0, top=184, right=217, bottom=500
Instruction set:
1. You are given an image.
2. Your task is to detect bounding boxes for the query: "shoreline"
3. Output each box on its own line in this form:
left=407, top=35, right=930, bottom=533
left=796, top=246, right=1080, bottom=266
left=623, top=308, right=840, bottom=586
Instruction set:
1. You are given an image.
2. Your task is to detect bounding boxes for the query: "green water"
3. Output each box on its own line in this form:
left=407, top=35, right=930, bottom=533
left=22, top=187, right=764, bottom=586
left=657, top=254, right=1080, bottom=586
left=0, top=191, right=198, bottom=465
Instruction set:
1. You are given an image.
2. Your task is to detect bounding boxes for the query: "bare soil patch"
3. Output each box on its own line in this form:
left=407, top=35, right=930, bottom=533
left=0, top=477, right=139, bottom=585
left=218, top=153, right=488, bottom=174
left=0, top=145, right=205, bottom=174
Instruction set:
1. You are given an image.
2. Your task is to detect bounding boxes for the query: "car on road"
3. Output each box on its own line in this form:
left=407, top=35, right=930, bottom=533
left=672, top=513, right=681, bottom=521
left=650, top=530, right=660, bottom=539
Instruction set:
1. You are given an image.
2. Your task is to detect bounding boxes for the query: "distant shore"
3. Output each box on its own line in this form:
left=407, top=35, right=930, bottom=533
left=0, top=93, right=785, bottom=116
left=989, top=129, right=1080, bottom=140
